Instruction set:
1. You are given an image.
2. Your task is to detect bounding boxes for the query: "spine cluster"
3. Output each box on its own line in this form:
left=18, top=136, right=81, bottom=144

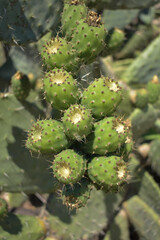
left=25, top=0, right=133, bottom=209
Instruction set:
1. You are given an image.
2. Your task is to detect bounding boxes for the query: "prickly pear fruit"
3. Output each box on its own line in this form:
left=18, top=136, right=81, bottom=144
left=11, top=72, right=31, bottom=101
left=0, top=198, right=8, bottom=219
left=41, top=37, right=78, bottom=72
left=26, top=119, right=69, bottom=155
left=82, top=77, right=122, bottom=119
left=135, top=89, right=148, bottom=109
left=62, top=104, right=93, bottom=141
left=61, top=0, right=88, bottom=39
left=61, top=178, right=93, bottom=209
left=52, top=149, right=86, bottom=184
left=82, top=117, right=130, bottom=155
left=147, top=75, right=160, bottom=104
left=88, top=156, right=128, bottom=192
left=71, top=10, right=106, bottom=63
left=43, top=68, right=80, bottom=110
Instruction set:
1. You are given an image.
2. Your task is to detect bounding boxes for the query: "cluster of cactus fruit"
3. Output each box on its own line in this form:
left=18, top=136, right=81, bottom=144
left=24, top=0, right=133, bottom=209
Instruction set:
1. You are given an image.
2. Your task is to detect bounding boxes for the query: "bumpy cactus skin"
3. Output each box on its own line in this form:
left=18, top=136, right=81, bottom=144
left=71, top=11, right=106, bottom=63
left=82, top=117, right=129, bottom=155
left=61, top=0, right=88, bottom=39
left=88, top=156, right=128, bottom=192
left=26, top=119, right=69, bottom=154
left=11, top=72, right=31, bottom=101
left=82, top=77, right=122, bottom=119
left=62, top=104, right=93, bottom=141
left=41, top=37, right=78, bottom=72
left=43, top=68, right=80, bottom=110
left=52, top=149, right=86, bottom=184
left=61, top=178, right=93, bottom=209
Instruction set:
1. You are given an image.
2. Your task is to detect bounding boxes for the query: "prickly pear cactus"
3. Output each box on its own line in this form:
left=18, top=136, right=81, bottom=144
left=26, top=119, right=69, bottom=154
left=81, top=77, right=122, bottom=119
left=52, top=149, right=86, bottom=184
left=88, top=156, right=128, bottom=192
left=62, top=104, right=93, bottom=140
left=43, top=68, right=80, bottom=110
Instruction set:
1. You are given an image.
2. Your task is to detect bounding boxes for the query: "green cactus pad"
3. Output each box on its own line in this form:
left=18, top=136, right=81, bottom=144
left=88, top=156, right=128, bottom=192
left=0, top=198, right=8, bottom=219
left=61, top=0, right=88, bottom=39
left=82, top=117, right=130, bottom=155
left=147, top=76, right=160, bottom=104
left=43, top=68, right=80, bottom=110
left=71, top=11, right=106, bottom=63
left=62, top=104, right=93, bottom=141
left=61, top=178, right=93, bottom=209
left=52, top=149, right=86, bottom=184
left=26, top=119, right=69, bottom=154
left=0, top=213, right=46, bottom=240
left=11, top=72, right=31, bottom=101
left=81, top=77, right=122, bottom=119
left=41, top=37, right=78, bottom=72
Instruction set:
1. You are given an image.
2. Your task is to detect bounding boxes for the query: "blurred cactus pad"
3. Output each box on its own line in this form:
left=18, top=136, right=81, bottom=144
left=0, top=0, right=160, bottom=239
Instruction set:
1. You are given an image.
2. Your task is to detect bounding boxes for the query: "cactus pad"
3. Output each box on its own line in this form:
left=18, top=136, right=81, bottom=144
left=82, top=77, right=122, bottom=119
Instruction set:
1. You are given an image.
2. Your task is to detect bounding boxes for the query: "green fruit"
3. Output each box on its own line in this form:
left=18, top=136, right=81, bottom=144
left=147, top=75, right=160, bottom=104
left=61, top=0, right=88, bottom=39
left=71, top=10, right=106, bottom=63
left=43, top=68, right=80, bottom=110
left=135, top=88, right=148, bottom=109
left=62, top=104, right=93, bottom=141
left=41, top=37, right=78, bottom=72
left=26, top=119, right=69, bottom=154
left=82, top=117, right=130, bottom=155
left=88, top=156, right=128, bottom=192
left=11, top=72, right=31, bottom=101
left=0, top=198, right=8, bottom=219
left=82, top=77, right=122, bottom=119
left=52, top=149, right=86, bottom=184
left=61, top=178, right=93, bottom=209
